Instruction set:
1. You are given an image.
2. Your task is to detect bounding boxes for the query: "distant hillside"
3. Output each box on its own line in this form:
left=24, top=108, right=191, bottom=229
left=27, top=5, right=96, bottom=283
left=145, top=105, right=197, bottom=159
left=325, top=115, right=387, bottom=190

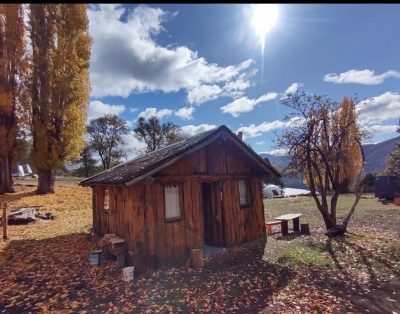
left=259, top=136, right=399, bottom=186
left=259, top=153, right=290, bottom=169
left=363, top=136, right=399, bottom=174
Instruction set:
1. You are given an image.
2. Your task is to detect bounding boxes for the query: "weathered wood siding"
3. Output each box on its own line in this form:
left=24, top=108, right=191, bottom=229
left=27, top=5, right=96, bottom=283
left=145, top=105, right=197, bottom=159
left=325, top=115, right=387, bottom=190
left=92, top=137, right=266, bottom=272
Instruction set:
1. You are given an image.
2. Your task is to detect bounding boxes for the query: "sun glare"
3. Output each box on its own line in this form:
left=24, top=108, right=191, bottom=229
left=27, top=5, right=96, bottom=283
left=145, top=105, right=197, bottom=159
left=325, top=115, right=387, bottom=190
left=251, top=4, right=278, bottom=40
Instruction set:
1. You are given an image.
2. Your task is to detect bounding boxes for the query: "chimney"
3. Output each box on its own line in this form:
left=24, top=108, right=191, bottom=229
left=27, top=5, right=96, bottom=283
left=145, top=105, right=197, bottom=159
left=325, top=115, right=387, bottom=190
left=237, top=131, right=243, bottom=141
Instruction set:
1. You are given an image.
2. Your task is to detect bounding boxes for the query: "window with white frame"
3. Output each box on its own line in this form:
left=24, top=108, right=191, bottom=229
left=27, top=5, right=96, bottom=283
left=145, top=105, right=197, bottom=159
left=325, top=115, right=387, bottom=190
left=238, top=179, right=252, bottom=207
left=164, top=185, right=182, bottom=220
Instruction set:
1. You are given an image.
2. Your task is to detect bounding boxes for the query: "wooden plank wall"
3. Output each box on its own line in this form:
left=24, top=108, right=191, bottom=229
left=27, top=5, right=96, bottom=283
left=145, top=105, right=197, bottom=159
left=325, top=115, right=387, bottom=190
left=91, top=137, right=267, bottom=271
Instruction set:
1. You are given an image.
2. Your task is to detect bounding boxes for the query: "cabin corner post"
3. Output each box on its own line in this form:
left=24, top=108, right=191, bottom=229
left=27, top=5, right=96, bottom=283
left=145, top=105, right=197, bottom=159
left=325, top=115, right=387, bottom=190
left=258, top=177, right=266, bottom=238
left=91, top=187, right=98, bottom=234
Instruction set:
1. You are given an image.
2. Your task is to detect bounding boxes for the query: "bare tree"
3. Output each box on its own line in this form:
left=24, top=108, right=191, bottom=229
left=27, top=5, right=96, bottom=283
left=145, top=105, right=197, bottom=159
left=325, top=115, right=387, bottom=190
left=87, top=114, right=129, bottom=170
left=133, top=116, right=183, bottom=152
left=277, top=91, right=367, bottom=236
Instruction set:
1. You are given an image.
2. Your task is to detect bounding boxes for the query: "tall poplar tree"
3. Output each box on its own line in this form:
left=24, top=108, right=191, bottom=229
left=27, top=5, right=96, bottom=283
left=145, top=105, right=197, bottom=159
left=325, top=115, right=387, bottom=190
left=0, top=4, right=26, bottom=194
left=30, top=4, right=91, bottom=194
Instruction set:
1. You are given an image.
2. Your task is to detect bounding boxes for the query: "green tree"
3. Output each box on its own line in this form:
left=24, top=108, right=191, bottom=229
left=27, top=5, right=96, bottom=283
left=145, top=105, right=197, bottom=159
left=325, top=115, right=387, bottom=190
left=0, top=4, right=27, bottom=194
left=30, top=4, right=91, bottom=194
left=384, top=119, right=400, bottom=176
left=360, top=173, right=375, bottom=193
left=72, top=144, right=98, bottom=177
left=133, top=116, right=183, bottom=152
left=277, top=91, right=366, bottom=236
left=87, top=114, right=129, bottom=170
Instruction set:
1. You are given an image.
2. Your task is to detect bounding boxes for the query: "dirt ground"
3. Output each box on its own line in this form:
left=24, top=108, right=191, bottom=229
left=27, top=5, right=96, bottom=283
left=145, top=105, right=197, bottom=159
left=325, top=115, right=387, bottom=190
left=0, top=178, right=399, bottom=313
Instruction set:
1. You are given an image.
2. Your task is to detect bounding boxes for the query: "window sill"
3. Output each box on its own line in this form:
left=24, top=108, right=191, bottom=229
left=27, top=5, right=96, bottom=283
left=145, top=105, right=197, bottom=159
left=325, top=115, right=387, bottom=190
left=165, top=216, right=184, bottom=223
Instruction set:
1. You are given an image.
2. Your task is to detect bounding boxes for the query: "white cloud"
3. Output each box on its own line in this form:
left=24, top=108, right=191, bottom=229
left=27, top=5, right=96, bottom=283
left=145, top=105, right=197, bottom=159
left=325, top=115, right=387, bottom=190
left=221, top=92, right=278, bottom=117
left=88, top=5, right=254, bottom=102
left=255, top=141, right=265, bottom=145
left=138, top=107, right=173, bottom=119
left=357, top=92, right=400, bottom=123
left=324, top=69, right=400, bottom=85
left=88, top=100, right=125, bottom=121
left=123, top=131, right=148, bottom=160
left=237, top=117, right=303, bottom=139
left=175, top=107, right=194, bottom=120
left=181, top=124, right=217, bottom=137
left=369, top=124, right=399, bottom=135
left=284, top=82, right=303, bottom=96
left=259, top=148, right=288, bottom=156
left=129, top=107, right=139, bottom=112
left=187, top=84, right=222, bottom=104
left=237, top=120, right=287, bottom=138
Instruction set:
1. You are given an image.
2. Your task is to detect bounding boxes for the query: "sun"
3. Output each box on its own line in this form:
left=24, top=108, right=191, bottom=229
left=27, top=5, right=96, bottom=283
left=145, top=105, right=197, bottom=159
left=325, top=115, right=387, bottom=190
left=251, top=4, right=278, bottom=40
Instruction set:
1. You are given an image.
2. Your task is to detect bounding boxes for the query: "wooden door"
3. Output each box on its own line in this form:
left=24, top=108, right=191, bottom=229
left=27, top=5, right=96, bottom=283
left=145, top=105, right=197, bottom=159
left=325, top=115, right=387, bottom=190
left=202, top=182, right=224, bottom=246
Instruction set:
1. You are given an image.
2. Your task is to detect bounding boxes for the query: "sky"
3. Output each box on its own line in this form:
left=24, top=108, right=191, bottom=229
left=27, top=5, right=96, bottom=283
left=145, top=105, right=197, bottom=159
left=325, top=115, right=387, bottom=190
left=86, top=4, right=400, bottom=158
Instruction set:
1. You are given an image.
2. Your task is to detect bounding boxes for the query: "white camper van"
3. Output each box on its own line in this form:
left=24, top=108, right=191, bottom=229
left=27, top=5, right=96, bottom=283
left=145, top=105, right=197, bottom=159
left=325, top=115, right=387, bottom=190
left=262, top=184, right=284, bottom=198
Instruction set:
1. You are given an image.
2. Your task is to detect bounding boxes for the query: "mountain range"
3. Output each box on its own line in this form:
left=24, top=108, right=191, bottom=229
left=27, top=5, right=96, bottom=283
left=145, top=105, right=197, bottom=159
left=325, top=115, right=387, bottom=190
left=260, top=136, right=399, bottom=188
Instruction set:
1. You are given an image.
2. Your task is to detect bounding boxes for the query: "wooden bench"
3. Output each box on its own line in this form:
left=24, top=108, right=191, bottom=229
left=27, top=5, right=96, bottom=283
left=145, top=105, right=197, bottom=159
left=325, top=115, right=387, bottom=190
left=265, top=220, right=282, bottom=235
left=100, top=234, right=127, bottom=268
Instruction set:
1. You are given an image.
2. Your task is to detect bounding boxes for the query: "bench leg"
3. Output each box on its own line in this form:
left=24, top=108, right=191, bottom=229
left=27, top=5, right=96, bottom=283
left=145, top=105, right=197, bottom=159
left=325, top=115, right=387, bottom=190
left=281, top=221, right=288, bottom=235
left=293, top=217, right=300, bottom=232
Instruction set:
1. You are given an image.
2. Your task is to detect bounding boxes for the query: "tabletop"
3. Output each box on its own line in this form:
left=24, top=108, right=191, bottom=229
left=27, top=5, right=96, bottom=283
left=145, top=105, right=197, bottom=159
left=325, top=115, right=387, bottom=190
left=274, top=213, right=302, bottom=221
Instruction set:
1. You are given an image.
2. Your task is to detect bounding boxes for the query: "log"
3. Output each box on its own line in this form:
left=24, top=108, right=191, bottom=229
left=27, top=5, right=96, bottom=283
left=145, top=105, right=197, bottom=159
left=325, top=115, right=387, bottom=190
left=325, top=225, right=346, bottom=237
left=300, top=223, right=310, bottom=235
left=2, top=202, right=7, bottom=240
left=191, top=248, right=203, bottom=268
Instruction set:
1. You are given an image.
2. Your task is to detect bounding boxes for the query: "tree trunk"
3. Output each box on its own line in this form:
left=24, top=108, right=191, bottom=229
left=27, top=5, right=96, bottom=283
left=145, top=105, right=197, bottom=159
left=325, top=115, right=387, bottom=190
left=0, top=155, right=15, bottom=194
left=37, top=169, right=55, bottom=194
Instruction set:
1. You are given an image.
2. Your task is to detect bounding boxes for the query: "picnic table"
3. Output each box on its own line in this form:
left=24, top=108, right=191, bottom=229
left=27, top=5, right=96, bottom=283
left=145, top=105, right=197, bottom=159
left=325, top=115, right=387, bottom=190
left=274, top=213, right=302, bottom=235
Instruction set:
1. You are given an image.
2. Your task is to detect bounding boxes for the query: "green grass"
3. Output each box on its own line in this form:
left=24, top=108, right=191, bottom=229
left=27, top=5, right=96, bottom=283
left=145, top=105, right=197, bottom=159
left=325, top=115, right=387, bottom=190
left=265, top=193, right=400, bottom=230
left=277, top=243, right=332, bottom=267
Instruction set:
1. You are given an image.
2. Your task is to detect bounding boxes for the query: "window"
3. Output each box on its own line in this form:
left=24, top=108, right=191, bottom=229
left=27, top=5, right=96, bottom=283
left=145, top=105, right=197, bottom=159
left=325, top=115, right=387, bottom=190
left=164, top=185, right=182, bottom=221
left=238, top=179, right=252, bottom=207
left=104, top=188, right=110, bottom=211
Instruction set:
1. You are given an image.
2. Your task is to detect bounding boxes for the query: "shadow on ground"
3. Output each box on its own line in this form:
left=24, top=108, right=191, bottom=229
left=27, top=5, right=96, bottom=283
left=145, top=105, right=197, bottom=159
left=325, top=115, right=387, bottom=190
left=0, top=235, right=294, bottom=313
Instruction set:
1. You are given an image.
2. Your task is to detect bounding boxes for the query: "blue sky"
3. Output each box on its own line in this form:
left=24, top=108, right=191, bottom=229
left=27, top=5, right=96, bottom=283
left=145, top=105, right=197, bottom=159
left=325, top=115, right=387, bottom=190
left=87, top=4, right=400, bottom=157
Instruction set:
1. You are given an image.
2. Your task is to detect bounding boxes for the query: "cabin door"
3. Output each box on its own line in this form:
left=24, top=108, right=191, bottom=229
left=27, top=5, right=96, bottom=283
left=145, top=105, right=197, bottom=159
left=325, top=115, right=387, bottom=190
left=202, top=182, right=225, bottom=246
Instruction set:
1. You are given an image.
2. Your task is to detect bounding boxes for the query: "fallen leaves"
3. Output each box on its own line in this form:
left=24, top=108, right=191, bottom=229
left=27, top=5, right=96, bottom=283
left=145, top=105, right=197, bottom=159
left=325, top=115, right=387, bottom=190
left=0, top=182, right=400, bottom=313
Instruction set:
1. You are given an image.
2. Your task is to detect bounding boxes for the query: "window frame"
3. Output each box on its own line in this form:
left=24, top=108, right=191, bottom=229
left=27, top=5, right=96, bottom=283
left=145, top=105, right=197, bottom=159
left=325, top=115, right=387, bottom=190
left=163, top=183, right=184, bottom=222
left=238, top=179, right=253, bottom=208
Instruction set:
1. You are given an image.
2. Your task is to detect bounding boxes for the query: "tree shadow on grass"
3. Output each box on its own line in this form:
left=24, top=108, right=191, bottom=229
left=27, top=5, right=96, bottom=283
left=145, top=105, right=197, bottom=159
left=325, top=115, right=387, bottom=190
left=316, top=237, right=400, bottom=313
left=0, top=235, right=294, bottom=313
left=0, top=190, right=38, bottom=204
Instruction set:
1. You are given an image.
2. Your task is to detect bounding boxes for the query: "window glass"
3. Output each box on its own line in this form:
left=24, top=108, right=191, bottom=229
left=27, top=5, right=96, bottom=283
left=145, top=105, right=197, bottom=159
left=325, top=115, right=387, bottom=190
left=165, top=185, right=181, bottom=219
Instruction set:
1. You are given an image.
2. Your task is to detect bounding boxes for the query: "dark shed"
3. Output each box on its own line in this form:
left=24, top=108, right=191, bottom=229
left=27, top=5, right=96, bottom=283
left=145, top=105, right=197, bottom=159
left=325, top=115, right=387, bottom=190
left=81, top=125, right=280, bottom=272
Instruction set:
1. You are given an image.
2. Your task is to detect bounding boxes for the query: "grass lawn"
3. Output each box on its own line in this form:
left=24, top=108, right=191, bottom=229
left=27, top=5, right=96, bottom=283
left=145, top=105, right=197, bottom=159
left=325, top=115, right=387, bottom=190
left=0, top=179, right=399, bottom=313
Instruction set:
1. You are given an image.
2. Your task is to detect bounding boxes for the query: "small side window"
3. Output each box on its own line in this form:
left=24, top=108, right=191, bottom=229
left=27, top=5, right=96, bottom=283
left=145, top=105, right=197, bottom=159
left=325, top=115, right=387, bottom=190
left=238, top=179, right=252, bottom=208
left=164, top=184, right=183, bottom=221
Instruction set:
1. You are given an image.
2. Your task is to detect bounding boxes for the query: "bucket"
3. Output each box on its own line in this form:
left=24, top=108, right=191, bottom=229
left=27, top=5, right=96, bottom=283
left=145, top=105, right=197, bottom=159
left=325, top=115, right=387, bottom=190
left=89, top=249, right=102, bottom=266
left=122, top=266, right=135, bottom=282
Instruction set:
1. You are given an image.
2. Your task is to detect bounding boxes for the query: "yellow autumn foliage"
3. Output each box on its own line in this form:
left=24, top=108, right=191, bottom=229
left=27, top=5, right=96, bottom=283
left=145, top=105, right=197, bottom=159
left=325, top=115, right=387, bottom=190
left=30, top=4, right=91, bottom=171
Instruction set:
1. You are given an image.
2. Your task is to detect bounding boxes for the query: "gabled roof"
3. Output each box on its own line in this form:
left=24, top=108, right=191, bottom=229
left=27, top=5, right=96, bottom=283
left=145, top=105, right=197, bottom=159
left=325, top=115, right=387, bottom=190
left=80, top=125, right=280, bottom=187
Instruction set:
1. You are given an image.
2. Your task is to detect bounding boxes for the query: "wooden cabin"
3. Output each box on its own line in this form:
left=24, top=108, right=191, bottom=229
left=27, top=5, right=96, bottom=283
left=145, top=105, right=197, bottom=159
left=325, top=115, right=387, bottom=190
left=81, top=125, right=280, bottom=273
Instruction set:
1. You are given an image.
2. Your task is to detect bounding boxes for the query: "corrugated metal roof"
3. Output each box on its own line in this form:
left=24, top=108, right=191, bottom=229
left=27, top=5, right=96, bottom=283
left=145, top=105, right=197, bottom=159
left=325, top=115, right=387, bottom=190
left=80, top=125, right=280, bottom=186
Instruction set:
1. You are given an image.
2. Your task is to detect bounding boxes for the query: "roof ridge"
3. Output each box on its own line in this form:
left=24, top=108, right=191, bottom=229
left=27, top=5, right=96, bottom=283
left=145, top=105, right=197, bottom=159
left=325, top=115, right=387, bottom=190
left=80, top=125, right=224, bottom=185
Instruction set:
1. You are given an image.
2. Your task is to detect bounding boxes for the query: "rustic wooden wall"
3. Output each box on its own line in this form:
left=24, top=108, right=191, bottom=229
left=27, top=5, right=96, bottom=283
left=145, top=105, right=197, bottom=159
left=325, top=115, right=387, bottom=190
left=92, top=136, right=266, bottom=272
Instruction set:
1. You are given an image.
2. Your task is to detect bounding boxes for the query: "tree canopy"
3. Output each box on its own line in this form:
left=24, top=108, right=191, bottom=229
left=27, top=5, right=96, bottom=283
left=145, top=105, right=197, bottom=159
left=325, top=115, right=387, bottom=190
left=0, top=4, right=27, bottom=194
left=277, top=91, right=366, bottom=236
left=87, top=114, right=129, bottom=170
left=384, top=119, right=400, bottom=176
left=133, top=116, right=183, bottom=152
left=30, top=4, right=91, bottom=194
